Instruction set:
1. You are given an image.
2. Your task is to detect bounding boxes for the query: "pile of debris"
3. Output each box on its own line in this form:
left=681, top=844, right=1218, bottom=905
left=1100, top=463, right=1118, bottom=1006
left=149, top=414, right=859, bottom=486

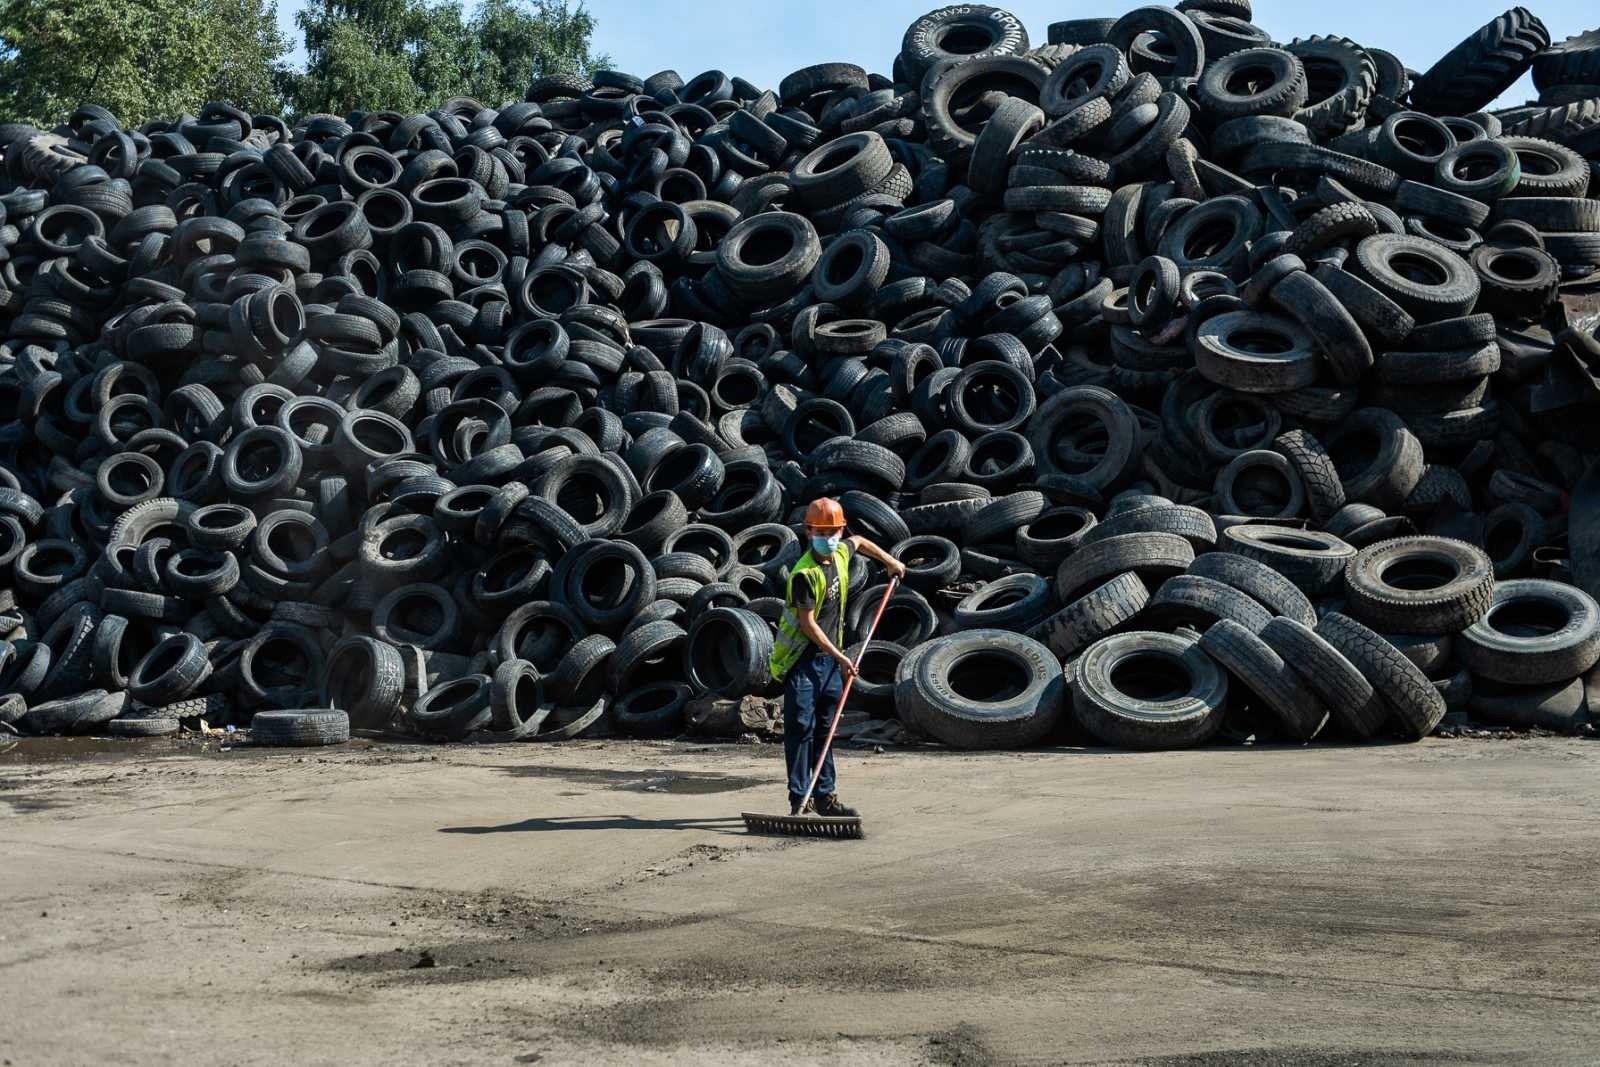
left=2, top=3, right=1600, bottom=748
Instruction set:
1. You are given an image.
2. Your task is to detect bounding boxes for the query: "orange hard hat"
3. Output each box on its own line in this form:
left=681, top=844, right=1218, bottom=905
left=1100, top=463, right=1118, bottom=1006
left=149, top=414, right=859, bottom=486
left=804, top=497, right=846, bottom=530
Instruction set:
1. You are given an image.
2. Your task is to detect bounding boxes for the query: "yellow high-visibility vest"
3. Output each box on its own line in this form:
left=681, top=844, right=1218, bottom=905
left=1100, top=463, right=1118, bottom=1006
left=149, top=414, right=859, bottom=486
left=767, top=544, right=851, bottom=681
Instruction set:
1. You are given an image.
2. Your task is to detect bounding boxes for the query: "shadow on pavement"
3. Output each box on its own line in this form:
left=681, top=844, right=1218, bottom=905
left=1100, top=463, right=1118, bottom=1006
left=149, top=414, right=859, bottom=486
left=439, top=814, right=749, bottom=835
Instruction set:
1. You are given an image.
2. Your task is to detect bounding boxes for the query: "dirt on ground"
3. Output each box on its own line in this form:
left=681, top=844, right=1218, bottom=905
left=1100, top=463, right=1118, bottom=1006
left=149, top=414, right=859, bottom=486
left=2, top=731, right=1598, bottom=1065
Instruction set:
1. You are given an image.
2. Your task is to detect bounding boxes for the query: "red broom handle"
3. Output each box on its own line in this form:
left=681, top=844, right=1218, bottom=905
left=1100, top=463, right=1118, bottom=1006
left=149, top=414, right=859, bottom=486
left=798, top=575, right=900, bottom=811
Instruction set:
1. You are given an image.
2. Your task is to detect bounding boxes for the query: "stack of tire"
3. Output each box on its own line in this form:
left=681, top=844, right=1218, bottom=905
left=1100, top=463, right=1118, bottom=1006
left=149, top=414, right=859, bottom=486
left=1, top=3, right=1599, bottom=750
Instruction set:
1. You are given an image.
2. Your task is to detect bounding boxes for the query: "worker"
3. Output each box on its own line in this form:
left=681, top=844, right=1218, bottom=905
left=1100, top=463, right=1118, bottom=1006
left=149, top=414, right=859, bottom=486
left=768, top=497, right=907, bottom=817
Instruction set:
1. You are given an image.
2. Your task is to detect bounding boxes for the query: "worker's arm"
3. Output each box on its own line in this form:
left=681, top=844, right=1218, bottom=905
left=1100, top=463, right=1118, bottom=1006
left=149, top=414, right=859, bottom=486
left=847, top=535, right=907, bottom=581
left=798, top=604, right=857, bottom=679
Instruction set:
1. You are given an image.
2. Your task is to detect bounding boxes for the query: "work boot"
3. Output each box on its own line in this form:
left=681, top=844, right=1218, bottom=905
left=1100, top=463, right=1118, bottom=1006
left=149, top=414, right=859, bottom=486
left=789, top=796, right=813, bottom=816
left=814, top=794, right=859, bottom=818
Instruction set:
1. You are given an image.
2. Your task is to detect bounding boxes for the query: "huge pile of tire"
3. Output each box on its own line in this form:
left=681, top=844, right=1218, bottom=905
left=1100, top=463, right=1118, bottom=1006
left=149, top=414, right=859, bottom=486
left=2, top=3, right=1600, bottom=749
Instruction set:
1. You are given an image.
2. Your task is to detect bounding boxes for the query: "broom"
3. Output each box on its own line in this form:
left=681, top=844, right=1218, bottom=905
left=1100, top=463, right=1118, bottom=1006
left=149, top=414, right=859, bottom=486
left=742, top=576, right=899, bottom=840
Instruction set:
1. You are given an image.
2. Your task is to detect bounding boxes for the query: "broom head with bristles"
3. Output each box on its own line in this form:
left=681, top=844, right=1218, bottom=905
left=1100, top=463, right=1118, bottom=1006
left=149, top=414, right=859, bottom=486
left=741, top=810, right=864, bottom=839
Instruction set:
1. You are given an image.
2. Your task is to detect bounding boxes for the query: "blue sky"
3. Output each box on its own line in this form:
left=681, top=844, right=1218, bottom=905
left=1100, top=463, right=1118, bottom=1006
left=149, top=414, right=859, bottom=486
left=277, top=0, right=1598, bottom=110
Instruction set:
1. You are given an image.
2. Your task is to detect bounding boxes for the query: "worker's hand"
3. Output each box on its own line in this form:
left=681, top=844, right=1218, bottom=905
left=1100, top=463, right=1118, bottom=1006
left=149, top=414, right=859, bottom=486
left=835, top=655, right=859, bottom=680
left=885, top=557, right=907, bottom=582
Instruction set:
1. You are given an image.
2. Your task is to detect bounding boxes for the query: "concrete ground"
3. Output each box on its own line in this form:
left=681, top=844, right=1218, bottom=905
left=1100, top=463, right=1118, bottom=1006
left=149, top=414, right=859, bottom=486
left=1, top=732, right=1598, bottom=1066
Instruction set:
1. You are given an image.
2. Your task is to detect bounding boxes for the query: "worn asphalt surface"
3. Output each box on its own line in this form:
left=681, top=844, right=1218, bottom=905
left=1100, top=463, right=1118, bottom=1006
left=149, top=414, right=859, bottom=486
left=2, top=732, right=1597, bottom=1065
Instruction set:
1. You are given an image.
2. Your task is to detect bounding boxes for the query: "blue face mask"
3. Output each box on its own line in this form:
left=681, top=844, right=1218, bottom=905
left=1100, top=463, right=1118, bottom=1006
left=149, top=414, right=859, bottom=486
left=811, top=533, right=841, bottom=557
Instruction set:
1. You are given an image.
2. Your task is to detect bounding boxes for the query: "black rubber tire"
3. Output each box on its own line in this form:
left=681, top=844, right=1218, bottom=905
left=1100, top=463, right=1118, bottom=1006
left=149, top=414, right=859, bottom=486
left=1373, top=342, right=1499, bottom=387
left=1106, top=6, right=1204, bottom=80
left=952, top=573, right=1054, bottom=632
left=18, top=689, right=126, bottom=736
left=1315, top=612, right=1446, bottom=740
left=1146, top=574, right=1275, bottom=634
left=1470, top=243, right=1559, bottom=319
left=814, top=437, right=907, bottom=492
left=542, top=631, right=613, bottom=708
left=606, top=619, right=688, bottom=694
left=845, top=582, right=939, bottom=650
left=842, top=639, right=906, bottom=715
left=920, top=56, right=1050, bottom=163
left=536, top=455, right=636, bottom=539
left=1311, top=263, right=1415, bottom=348
left=108, top=716, right=180, bottom=737
left=187, top=503, right=257, bottom=551
left=1468, top=676, right=1586, bottom=731
left=1187, top=551, right=1317, bottom=626
left=1272, top=429, right=1346, bottom=523
left=1196, top=48, right=1309, bottom=121
left=1349, top=234, right=1480, bottom=324
left=1259, top=617, right=1385, bottom=738
left=495, top=601, right=585, bottom=674
left=1082, top=504, right=1217, bottom=554
left=321, top=636, right=406, bottom=731
left=685, top=607, right=773, bottom=695
left=1342, top=536, right=1495, bottom=635
left=1284, top=35, right=1376, bottom=140
left=1214, top=451, right=1306, bottom=521
left=716, top=212, right=822, bottom=304
left=1411, top=7, right=1548, bottom=115
left=899, top=629, right=1064, bottom=750
left=1266, top=269, right=1374, bottom=386
left=892, top=535, right=962, bottom=593
left=1040, top=45, right=1130, bottom=116
left=1382, top=631, right=1455, bottom=676
left=1070, top=629, right=1228, bottom=750
left=1285, top=202, right=1378, bottom=258
left=1056, top=531, right=1196, bottom=602
left=371, top=584, right=460, bottom=650
left=612, top=681, right=691, bottom=738
left=1198, top=618, right=1328, bottom=741
left=1533, top=29, right=1600, bottom=92
left=1221, top=524, right=1356, bottom=595
left=128, top=633, right=211, bottom=705
left=901, top=5, right=1030, bottom=80
left=1324, top=408, right=1424, bottom=512
left=1194, top=309, right=1319, bottom=394
left=1483, top=503, right=1547, bottom=579
left=1026, top=571, right=1149, bottom=660
left=1027, top=386, right=1144, bottom=490
left=1015, top=507, right=1098, bottom=570
left=1459, top=580, right=1600, bottom=686
left=1435, top=141, right=1521, bottom=201
left=790, top=133, right=894, bottom=210
left=251, top=709, right=351, bottom=747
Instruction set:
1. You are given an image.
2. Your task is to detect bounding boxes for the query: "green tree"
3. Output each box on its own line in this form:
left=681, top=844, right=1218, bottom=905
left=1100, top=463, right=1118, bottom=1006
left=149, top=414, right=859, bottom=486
left=288, top=0, right=605, bottom=116
left=288, top=15, right=424, bottom=115
left=0, top=0, right=289, bottom=126
left=467, top=0, right=608, bottom=100
left=203, top=0, right=293, bottom=115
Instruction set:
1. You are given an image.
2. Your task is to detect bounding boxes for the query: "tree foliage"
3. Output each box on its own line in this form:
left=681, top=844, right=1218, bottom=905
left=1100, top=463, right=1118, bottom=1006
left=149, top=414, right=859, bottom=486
left=203, top=0, right=294, bottom=115
left=289, top=0, right=606, bottom=116
left=0, top=0, right=604, bottom=127
left=0, top=0, right=290, bottom=126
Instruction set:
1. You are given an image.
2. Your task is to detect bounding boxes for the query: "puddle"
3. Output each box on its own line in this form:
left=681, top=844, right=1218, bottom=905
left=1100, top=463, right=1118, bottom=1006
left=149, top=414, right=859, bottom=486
left=493, top=764, right=767, bottom=794
left=0, top=736, right=190, bottom=765
left=0, top=734, right=415, bottom=766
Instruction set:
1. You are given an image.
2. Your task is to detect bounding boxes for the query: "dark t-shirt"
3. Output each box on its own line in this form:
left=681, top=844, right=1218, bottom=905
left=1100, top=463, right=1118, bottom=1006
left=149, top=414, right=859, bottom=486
left=792, top=544, right=850, bottom=647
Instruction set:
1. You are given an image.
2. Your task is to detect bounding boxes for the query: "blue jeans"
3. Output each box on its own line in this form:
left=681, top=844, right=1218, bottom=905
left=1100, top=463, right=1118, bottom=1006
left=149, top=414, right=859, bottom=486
left=783, top=652, right=842, bottom=803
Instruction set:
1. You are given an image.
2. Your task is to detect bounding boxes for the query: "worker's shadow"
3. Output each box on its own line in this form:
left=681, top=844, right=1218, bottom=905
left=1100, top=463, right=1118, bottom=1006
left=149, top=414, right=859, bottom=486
left=439, top=814, right=747, bottom=835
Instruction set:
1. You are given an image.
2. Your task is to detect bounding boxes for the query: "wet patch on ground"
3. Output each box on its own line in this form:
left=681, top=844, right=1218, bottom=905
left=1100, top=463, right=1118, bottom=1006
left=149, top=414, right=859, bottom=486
left=0, top=736, right=192, bottom=765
